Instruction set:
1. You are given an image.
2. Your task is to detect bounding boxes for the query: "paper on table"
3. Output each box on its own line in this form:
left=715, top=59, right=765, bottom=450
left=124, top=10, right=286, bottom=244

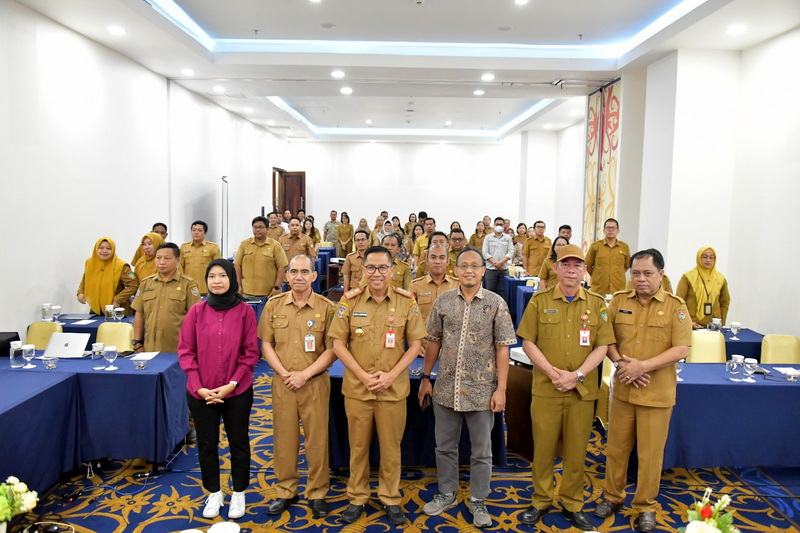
left=61, top=314, right=94, bottom=320
left=774, top=367, right=800, bottom=377
left=131, top=352, right=159, bottom=361
left=70, top=319, right=97, bottom=325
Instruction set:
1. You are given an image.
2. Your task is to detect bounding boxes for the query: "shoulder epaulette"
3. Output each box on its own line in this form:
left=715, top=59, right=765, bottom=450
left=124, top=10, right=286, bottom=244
left=344, top=287, right=364, bottom=300
left=393, top=287, right=413, bottom=298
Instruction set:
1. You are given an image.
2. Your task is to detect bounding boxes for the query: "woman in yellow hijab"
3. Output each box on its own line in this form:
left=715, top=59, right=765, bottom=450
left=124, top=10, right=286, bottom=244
left=676, top=246, right=731, bottom=329
left=77, top=237, right=139, bottom=316
left=133, top=232, right=165, bottom=282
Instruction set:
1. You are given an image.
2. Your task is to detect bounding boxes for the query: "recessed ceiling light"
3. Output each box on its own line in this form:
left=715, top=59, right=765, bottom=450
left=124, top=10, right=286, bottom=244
left=515, top=0, right=529, bottom=5
left=365, top=119, right=372, bottom=125
left=727, top=24, right=747, bottom=36
left=310, top=0, right=322, bottom=3
left=213, top=86, right=225, bottom=93
left=543, top=123, right=553, bottom=129
left=181, top=68, right=195, bottom=76
left=340, top=87, right=353, bottom=95
left=243, top=107, right=253, bottom=114
left=331, top=70, right=345, bottom=79
left=320, top=23, right=336, bottom=29
left=445, top=120, right=452, bottom=126
left=481, top=73, right=495, bottom=82
left=108, top=25, right=126, bottom=36
left=267, top=120, right=276, bottom=126
left=369, top=140, right=376, bottom=144
left=473, top=89, right=485, bottom=96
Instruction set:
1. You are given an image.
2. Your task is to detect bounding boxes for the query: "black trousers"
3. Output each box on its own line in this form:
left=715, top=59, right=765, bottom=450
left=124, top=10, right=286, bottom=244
left=484, top=268, right=506, bottom=298
left=187, top=386, right=254, bottom=493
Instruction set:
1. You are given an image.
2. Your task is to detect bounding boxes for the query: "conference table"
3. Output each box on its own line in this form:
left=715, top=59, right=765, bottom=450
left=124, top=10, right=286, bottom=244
left=720, top=327, right=763, bottom=361
left=515, top=285, right=537, bottom=327
left=0, top=353, right=189, bottom=492
left=327, top=358, right=507, bottom=470
left=503, top=275, right=533, bottom=323
left=663, top=362, right=800, bottom=469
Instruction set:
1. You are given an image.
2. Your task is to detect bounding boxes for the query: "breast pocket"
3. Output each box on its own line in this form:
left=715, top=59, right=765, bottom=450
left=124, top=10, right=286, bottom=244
left=168, top=289, right=187, bottom=309
left=350, top=316, right=372, bottom=344
left=647, top=320, right=670, bottom=343
left=417, top=294, right=433, bottom=306
left=539, top=313, right=561, bottom=339
left=613, top=312, right=637, bottom=336
left=141, top=290, right=157, bottom=311
left=273, top=317, right=290, bottom=344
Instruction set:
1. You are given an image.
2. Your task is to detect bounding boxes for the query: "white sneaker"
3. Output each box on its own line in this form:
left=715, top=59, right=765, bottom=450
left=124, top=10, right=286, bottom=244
left=469, top=498, right=492, bottom=528
left=228, top=491, right=246, bottom=519
left=423, top=492, right=458, bottom=516
left=203, top=491, right=224, bottom=518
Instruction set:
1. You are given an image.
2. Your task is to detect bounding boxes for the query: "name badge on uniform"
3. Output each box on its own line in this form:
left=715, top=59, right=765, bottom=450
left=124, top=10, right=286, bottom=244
left=704, top=303, right=712, bottom=316
left=384, top=331, right=396, bottom=349
left=579, top=328, right=591, bottom=346
left=304, top=320, right=316, bottom=352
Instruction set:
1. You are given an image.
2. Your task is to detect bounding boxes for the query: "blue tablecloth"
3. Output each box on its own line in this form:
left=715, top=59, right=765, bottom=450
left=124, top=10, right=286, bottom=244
left=313, top=258, right=324, bottom=293
left=722, top=327, right=763, bottom=361
left=515, top=286, right=536, bottom=328
left=61, top=315, right=135, bottom=345
left=0, top=371, right=81, bottom=493
left=328, top=358, right=506, bottom=469
left=504, top=276, right=527, bottom=323
left=663, top=363, right=800, bottom=469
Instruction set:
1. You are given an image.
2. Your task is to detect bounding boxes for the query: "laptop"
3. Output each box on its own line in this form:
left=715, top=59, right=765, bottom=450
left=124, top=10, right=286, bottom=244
left=43, top=332, right=91, bottom=358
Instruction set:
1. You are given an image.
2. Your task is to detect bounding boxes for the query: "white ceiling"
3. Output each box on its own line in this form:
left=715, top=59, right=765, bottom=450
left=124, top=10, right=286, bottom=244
left=16, top=0, right=800, bottom=142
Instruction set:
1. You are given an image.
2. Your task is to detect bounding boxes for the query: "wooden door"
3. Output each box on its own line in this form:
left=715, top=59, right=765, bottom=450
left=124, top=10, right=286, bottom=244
left=274, top=168, right=305, bottom=215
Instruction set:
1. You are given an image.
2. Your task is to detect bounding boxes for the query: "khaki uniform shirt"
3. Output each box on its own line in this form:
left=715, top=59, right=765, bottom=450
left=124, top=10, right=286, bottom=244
left=329, top=286, right=427, bottom=402
left=675, top=275, right=731, bottom=327
left=412, top=234, right=431, bottom=258
left=233, top=238, right=289, bottom=296
left=78, top=264, right=139, bottom=316
left=426, top=287, right=517, bottom=411
left=390, top=258, right=412, bottom=290
left=279, top=233, right=316, bottom=262
left=411, top=274, right=459, bottom=322
left=323, top=220, right=340, bottom=243
left=132, top=270, right=202, bottom=352
left=259, top=291, right=335, bottom=370
left=266, top=225, right=285, bottom=241
left=469, top=233, right=486, bottom=252
left=585, top=239, right=631, bottom=295
left=179, top=240, right=221, bottom=294
left=538, top=258, right=558, bottom=289
left=342, top=252, right=364, bottom=291
left=516, top=285, right=616, bottom=400
left=522, top=235, right=552, bottom=276
left=416, top=258, right=457, bottom=278
left=609, top=288, right=692, bottom=407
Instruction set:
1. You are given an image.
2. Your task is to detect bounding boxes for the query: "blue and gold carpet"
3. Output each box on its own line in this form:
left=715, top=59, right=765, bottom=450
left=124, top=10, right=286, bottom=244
left=14, top=361, right=800, bottom=532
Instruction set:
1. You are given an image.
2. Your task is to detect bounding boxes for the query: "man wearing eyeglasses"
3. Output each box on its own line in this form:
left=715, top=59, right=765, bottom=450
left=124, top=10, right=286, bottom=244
left=259, top=255, right=336, bottom=518
left=522, top=221, right=551, bottom=277
left=594, top=248, right=691, bottom=533
left=342, top=229, right=369, bottom=291
left=418, top=246, right=516, bottom=528
left=329, top=246, right=427, bottom=526
left=585, top=218, right=631, bottom=296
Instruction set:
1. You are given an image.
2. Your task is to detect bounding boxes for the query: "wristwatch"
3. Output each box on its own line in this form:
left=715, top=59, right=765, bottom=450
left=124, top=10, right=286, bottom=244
left=132, top=339, right=143, bottom=347
left=613, top=360, right=621, bottom=368
left=421, top=374, right=431, bottom=380
left=273, top=286, right=280, bottom=291
left=575, top=369, right=585, bottom=383
left=229, top=380, right=238, bottom=388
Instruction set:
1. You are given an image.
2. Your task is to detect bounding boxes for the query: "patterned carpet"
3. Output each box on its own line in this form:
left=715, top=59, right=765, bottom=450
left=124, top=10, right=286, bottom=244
left=13, top=361, right=800, bottom=532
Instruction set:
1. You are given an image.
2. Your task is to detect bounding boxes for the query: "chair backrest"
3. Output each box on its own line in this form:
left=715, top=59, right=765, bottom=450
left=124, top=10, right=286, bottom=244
left=761, top=334, right=800, bottom=365
left=507, top=265, right=521, bottom=277
left=97, top=322, right=135, bottom=350
left=320, top=241, right=334, bottom=248
left=26, top=322, right=63, bottom=350
left=687, top=330, right=726, bottom=363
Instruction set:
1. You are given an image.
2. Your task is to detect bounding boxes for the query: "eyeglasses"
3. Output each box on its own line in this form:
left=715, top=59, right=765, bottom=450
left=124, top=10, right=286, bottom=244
left=364, top=265, right=391, bottom=274
left=604, top=226, right=619, bottom=230
left=457, top=264, right=485, bottom=271
left=252, top=225, right=267, bottom=230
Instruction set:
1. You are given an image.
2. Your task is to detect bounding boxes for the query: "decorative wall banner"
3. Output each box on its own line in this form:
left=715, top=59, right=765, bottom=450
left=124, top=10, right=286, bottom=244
left=582, top=91, right=602, bottom=251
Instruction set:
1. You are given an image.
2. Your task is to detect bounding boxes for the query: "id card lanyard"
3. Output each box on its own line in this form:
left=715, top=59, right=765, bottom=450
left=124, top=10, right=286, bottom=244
left=385, top=314, right=396, bottom=349
left=579, top=313, right=591, bottom=347
left=304, top=320, right=316, bottom=352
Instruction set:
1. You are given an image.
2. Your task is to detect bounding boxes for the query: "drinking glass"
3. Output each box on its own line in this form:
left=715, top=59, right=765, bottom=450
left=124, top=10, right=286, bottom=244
left=91, top=342, right=106, bottom=370
left=41, top=303, right=53, bottom=322
left=9, top=341, right=24, bottom=369
left=22, top=344, right=36, bottom=369
left=43, top=356, right=58, bottom=369
left=726, top=359, right=741, bottom=382
left=52, top=305, right=63, bottom=325
left=113, top=307, right=125, bottom=322
left=104, top=346, right=118, bottom=371
left=104, top=305, right=114, bottom=321
left=676, top=359, right=685, bottom=382
left=742, top=358, right=757, bottom=383
left=730, top=321, right=741, bottom=341
left=133, top=359, right=148, bottom=370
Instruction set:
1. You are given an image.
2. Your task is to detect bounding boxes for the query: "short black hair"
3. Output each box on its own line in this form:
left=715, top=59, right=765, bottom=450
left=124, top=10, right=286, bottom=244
left=252, top=216, right=269, bottom=227
left=631, top=248, right=665, bottom=271
left=494, top=217, right=504, bottom=225
left=559, top=224, right=572, bottom=232
left=424, top=217, right=436, bottom=225
left=354, top=229, right=370, bottom=239
left=381, top=233, right=403, bottom=247
left=152, top=222, right=167, bottom=232
left=456, top=246, right=484, bottom=266
left=298, top=208, right=306, bottom=215
left=418, top=211, right=428, bottom=219
left=191, top=220, right=208, bottom=233
left=267, top=211, right=279, bottom=218
left=430, top=231, right=448, bottom=243
left=449, top=228, right=465, bottom=237
left=604, top=218, right=620, bottom=228
left=156, top=242, right=180, bottom=258
left=289, top=216, right=302, bottom=224
left=533, top=220, right=545, bottom=228
left=364, top=245, right=392, bottom=264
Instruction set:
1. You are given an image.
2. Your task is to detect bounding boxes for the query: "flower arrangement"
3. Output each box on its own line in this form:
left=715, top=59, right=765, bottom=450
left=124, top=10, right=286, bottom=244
left=678, top=488, right=738, bottom=533
left=0, top=476, right=38, bottom=522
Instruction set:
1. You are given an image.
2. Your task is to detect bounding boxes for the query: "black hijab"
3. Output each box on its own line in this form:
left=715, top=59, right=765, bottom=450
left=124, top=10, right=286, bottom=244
left=205, top=259, right=245, bottom=311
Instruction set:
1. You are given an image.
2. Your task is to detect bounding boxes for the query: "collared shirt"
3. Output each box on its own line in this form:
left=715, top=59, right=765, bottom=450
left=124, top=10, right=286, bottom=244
left=329, top=286, right=427, bottom=402
left=412, top=233, right=431, bottom=258
left=538, top=258, right=558, bottom=289
left=279, top=233, right=316, bottom=261
left=609, top=288, right=692, bottom=407
left=482, top=232, right=514, bottom=270
left=179, top=240, right=222, bottom=294
left=585, top=239, right=631, bottom=295
left=132, top=269, right=202, bottom=352
left=411, top=274, right=459, bottom=322
left=390, top=258, right=412, bottom=290
left=178, top=301, right=259, bottom=400
left=342, top=251, right=364, bottom=291
left=259, top=291, right=335, bottom=370
left=522, top=235, right=552, bottom=275
left=516, top=285, right=616, bottom=400
left=233, top=237, right=288, bottom=296
left=323, top=220, right=340, bottom=242
left=266, top=225, right=285, bottom=241
left=426, top=287, right=517, bottom=412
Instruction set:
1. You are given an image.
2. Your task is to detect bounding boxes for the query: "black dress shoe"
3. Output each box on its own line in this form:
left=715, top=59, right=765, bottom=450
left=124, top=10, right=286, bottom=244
left=636, top=511, right=657, bottom=532
left=594, top=498, right=623, bottom=518
left=519, top=505, right=549, bottom=525
left=562, top=509, right=594, bottom=531
left=340, top=504, right=366, bottom=524
left=310, top=499, right=329, bottom=518
left=185, top=428, right=197, bottom=445
left=383, top=504, right=406, bottom=525
left=267, top=495, right=299, bottom=515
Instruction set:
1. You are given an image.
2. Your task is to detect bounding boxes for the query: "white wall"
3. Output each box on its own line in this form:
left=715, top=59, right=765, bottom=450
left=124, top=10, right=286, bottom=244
left=556, top=121, right=588, bottom=245
left=617, top=74, right=646, bottom=252
left=522, top=131, right=558, bottom=230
